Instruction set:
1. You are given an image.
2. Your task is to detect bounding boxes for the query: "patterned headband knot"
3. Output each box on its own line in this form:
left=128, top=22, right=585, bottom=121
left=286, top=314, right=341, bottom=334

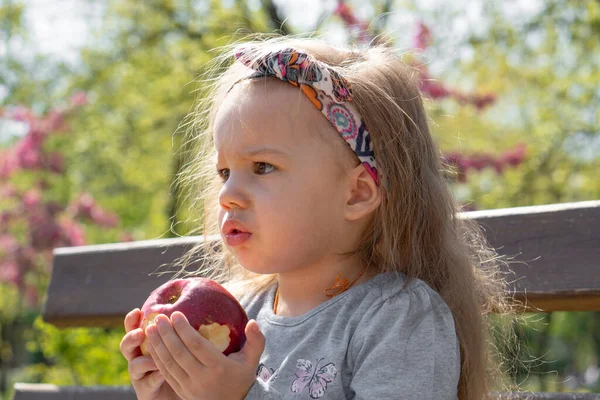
left=233, top=47, right=379, bottom=186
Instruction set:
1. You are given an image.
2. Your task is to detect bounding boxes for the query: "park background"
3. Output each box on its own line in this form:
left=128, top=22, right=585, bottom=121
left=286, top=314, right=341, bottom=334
left=1, top=0, right=599, bottom=398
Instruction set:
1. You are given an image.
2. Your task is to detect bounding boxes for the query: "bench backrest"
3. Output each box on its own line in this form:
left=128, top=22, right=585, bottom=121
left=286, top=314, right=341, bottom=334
left=12, top=200, right=600, bottom=400
left=42, top=200, right=600, bottom=328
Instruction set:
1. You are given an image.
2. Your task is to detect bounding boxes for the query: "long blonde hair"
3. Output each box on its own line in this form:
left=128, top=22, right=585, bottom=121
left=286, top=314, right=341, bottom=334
left=175, top=36, right=523, bottom=400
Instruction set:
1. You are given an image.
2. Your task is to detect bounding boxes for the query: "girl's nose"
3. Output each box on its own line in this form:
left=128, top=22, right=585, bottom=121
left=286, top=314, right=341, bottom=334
left=218, top=177, right=249, bottom=210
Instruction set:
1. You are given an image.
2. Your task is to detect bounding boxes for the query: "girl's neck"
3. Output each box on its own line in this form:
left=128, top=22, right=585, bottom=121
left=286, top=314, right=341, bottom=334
left=274, top=258, right=376, bottom=317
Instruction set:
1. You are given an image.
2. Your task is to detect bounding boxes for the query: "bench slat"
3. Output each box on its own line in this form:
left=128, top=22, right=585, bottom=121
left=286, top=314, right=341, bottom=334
left=490, top=393, right=600, bottom=399
left=42, top=201, right=600, bottom=328
left=11, top=384, right=136, bottom=399
left=11, top=385, right=600, bottom=400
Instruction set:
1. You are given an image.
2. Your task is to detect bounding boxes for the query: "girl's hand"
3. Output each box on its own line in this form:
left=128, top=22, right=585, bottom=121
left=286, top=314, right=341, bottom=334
left=145, top=312, right=265, bottom=400
left=119, top=308, right=180, bottom=400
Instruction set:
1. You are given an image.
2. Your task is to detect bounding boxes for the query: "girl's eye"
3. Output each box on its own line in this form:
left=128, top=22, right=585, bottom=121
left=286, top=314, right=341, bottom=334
left=216, top=163, right=275, bottom=182
left=254, top=162, right=276, bottom=175
left=217, top=168, right=230, bottom=182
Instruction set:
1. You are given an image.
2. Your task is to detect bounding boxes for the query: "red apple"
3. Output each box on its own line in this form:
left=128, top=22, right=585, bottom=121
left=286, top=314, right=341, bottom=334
left=139, top=278, right=248, bottom=356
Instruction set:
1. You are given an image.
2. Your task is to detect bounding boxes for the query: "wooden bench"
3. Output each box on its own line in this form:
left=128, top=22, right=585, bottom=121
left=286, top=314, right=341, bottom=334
left=12, top=200, right=600, bottom=399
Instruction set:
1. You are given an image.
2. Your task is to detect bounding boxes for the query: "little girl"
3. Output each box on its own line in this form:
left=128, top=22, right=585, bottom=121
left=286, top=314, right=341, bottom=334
left=120, top=37, right=516, bottom=400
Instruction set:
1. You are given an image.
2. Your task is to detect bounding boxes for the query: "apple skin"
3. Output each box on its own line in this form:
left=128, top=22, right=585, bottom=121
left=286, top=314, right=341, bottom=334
left=139, top=278, right=248, bottom=356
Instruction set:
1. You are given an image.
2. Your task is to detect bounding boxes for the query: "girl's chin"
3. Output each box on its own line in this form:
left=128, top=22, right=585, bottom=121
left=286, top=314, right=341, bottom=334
left=239, top=265, right=277, bottom=275
left=237, top=258, right=280, bottom=275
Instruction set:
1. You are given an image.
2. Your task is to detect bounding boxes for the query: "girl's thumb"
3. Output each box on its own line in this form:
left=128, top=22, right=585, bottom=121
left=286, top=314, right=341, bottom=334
left=241, top=319, right=265, bottom=364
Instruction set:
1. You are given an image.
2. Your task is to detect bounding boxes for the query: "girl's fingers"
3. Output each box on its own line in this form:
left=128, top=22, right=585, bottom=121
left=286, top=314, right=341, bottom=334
left=146, top=320, right=189, bottom=381
left=120, top=328, right=144, bottom=362
left=144, top=370, right=165, bottom=391
left=124, top=308, right=142, bottom=332
left=147, top=334, right=184, bottom=396
left=128, top=355, right=158, bottom=381
left=156, top=313, right=213, bottom=374
left=170, top=312, right=222, bottom=368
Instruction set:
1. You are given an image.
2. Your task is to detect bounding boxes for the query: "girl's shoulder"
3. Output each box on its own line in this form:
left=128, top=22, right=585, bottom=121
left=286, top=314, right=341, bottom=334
left=347, top=272, right=460, bottom=364
left=342, top=271, right=453, bottom=322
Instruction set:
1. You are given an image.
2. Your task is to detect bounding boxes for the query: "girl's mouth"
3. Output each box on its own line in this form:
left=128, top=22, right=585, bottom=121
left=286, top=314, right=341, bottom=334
left=225, top=230, right=252, bottom=246
left=221, top=219, right=252, bottom=246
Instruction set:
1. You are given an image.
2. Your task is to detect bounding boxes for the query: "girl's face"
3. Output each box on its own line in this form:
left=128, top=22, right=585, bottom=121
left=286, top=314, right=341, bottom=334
left=214, top=80, right=354, bottom=275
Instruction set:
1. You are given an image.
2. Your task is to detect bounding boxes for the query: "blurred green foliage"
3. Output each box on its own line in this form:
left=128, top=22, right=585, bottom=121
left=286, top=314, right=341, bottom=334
left=1, top=0, right=599, bottom=398
left=27, top=318, right=129, bottom=385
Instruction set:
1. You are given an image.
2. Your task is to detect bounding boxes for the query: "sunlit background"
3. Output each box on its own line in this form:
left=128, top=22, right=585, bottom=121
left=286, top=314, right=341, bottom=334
left=1, top=0, right=599, bottom=398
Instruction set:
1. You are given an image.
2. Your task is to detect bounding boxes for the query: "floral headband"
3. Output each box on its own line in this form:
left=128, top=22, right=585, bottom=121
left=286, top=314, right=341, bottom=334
left=231, top=47, right=379, bottom=186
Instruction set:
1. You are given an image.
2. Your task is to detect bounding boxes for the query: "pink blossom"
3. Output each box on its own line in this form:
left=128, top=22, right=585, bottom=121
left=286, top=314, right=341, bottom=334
left=69, top=193, right=119, bottom=227
left=0, top=98, right=127, bottom=312
left=47, top=152, right=64, bottom=173
left=45, top=201, right=64, bottom=217
left=457, top=156, right=472, bottom=171
left=14, top=135, right=43, bottom=169
left=492, top=159, right=505, bottom=174
left=409, top=29, right=497, bottom=110
left=0, top=234, right=18, bottom=256
left=23, top=189, right=42, bottom=209
left=9, top=106, right=33, bottom=122
left=0, top=211, right=12, bottom=226
left=414, top=22, right=433, bottom=50
left=442, top=144, right=526, bottom=181
left=442, top=152, right=461, bottom=166
left=419, top=70, right=451, bottom=99
left=502, top=143, right=527, bottom=167
left=334, top=0, right=372, bottom=43
left=421, top=79, right=451, bottom=99
left=15, top=245, right=36, bottom=272
left=28, top=213, right=62, bottom=250
left=71, top=193, right=96, bottom=220
left=0, top=183, right=17, bottom=197
left=0, top=151, right=17, bottom=178
left=334, top=1, right=360, bottom=25
left=0, top=261, right=21, bottom=285
left=90, top=208, right=119, bottom=228
left=44, top=109, right=67, bottom=132
left=28, top=119, right=51, bottom=141
left=470, top=154, right=491, bottom=171
left=59, top=219, right=86, bottom=246
left=70, top=91, right=88, bottom=106
left=474, top=94, right=497, bottom=111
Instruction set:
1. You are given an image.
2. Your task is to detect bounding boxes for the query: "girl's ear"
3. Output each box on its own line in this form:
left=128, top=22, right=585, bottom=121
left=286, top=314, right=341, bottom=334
left=344, top=163, right=381, bottom=221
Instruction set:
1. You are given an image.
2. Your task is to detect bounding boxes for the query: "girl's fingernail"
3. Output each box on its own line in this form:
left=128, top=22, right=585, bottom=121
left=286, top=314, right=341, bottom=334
left=155, top=316, right=169, bottom=334
left=171, top=312, right=186, bottom=327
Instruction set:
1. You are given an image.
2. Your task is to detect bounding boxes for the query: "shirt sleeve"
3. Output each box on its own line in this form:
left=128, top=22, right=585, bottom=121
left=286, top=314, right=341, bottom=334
left=347, top=282, right=461, bottom=400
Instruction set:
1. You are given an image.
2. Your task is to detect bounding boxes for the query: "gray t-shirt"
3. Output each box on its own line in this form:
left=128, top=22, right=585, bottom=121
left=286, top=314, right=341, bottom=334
left=241, top=271, right=460, bottom=399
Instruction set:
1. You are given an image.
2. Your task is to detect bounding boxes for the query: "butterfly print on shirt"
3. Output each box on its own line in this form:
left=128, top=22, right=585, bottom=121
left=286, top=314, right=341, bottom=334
left=257, top=363, right=276, bottom=382
left=291, top=358, right=338, bottom=399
